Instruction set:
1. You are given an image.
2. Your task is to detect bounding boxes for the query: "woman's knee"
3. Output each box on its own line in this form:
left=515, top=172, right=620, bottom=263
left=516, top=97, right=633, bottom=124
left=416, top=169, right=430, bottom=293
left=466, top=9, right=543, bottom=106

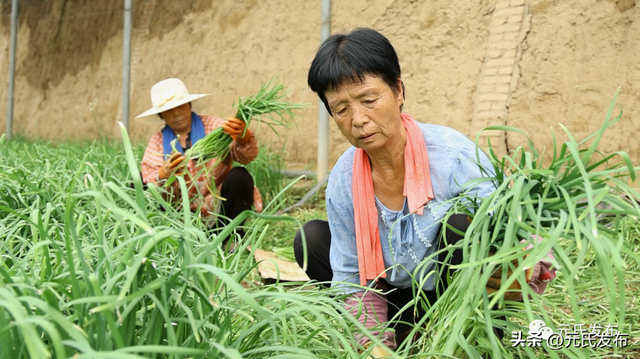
left=436, top=214, right=472, bottom=268
left=293, top=219, right=330, bottom=265
left=443, top=214, right=471, bottom=244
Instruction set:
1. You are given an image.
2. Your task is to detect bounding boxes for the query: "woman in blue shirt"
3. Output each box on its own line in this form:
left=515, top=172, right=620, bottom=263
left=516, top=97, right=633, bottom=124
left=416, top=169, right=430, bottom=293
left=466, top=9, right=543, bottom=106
left=293, top=28, right=554, bottom=353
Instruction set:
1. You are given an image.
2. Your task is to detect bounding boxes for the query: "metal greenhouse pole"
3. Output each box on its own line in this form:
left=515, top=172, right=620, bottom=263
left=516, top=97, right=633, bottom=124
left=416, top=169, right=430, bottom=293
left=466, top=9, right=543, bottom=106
left=6, top=0, right=18, bottom=140
left=121, top=0, right=132, bottom=130
left=317, top=0, right=331, bottom=181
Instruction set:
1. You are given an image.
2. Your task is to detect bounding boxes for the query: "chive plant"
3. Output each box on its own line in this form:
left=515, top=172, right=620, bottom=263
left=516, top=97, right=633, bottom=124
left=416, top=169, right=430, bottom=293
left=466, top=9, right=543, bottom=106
left=0, top=128, right=389, bottom=359
left=186, top=79, right=305, bottom=164
left=390, top=89, right=640, bottom=358
left=1, top=92, right=638, bottom=358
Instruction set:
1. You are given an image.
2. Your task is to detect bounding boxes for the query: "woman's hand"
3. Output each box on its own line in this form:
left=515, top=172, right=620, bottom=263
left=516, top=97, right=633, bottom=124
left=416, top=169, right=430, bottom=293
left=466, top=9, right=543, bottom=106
left=345, top=290, right=396, bottom=352
left=485, top=259, right=526, bottom=301
left=486, top=238, right=557, bottom=300
left=158, top=152, right=186, bottom=181
left=223, top=117, right=253, bottom=145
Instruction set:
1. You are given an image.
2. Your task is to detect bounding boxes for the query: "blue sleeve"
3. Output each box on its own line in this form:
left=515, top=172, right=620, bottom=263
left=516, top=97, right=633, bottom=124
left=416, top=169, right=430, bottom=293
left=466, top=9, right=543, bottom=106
left=448, top=140, right=498, bottom=202
left=326, top=176, right=373, bottom=294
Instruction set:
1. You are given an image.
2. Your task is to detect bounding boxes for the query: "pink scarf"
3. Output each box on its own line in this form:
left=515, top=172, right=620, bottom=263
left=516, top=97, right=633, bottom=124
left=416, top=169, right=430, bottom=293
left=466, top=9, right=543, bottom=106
left=352, top=113, right=435, bottom=285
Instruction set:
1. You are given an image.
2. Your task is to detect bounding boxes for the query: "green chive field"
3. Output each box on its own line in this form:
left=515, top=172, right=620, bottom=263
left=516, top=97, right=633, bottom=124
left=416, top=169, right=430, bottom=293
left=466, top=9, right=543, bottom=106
left=1, top=101, right=639, bottom=358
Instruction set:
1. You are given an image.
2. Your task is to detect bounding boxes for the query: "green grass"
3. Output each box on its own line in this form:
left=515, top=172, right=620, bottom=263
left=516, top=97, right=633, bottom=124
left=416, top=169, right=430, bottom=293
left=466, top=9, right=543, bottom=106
left=0, top=134, right=384, bottom=358
left=401, top=89, right=640, bottom=358
left=1, top=90, right=640, bottom=358
left=260, top=207, right=327, bottom=262
left=243, top=143, right=289, bottom=206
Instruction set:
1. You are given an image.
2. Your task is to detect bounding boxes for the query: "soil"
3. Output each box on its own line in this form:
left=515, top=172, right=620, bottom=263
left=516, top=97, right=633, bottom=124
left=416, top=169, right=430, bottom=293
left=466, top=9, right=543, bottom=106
left=0, top=0, right=145, bottom=92
left=508, top=0, right=640, bottom=163
left=0, top=0, right=638, bottom=170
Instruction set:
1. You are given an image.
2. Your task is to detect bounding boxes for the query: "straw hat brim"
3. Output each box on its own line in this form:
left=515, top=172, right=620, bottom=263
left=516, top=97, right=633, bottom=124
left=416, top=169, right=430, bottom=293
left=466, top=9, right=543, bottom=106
left=134, top=93, right=210, bottom=119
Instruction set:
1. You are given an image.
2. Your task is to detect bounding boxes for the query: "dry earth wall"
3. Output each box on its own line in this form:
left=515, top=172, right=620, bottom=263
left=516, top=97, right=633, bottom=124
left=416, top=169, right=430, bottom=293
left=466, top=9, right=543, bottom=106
left=0, top=0, right=638, bottom=170
left=509, top=0, right=640, bottom=163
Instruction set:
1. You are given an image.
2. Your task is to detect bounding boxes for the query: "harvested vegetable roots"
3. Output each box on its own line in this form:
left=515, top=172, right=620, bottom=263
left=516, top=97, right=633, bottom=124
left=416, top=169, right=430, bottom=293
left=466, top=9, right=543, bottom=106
left=186, top=79, right=304, bottom=163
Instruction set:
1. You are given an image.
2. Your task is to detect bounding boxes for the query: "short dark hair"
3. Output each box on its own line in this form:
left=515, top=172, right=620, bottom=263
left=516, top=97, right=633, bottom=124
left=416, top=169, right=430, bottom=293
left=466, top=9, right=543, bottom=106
left=307, top=28, right=404, bottom=115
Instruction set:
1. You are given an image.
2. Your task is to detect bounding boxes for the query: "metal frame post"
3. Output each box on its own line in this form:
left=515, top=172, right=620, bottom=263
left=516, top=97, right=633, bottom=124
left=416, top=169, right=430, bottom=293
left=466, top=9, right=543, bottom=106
left=317, top=0, right=331, bottom=181
left=122, top=0, right=132, bottom=130
left=6, top=0, right=18, bottom=139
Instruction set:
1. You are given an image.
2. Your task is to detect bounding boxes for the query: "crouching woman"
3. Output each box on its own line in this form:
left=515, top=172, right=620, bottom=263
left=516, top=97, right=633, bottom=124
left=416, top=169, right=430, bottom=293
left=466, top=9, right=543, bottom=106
left=293, top=28, right=556, bottom=354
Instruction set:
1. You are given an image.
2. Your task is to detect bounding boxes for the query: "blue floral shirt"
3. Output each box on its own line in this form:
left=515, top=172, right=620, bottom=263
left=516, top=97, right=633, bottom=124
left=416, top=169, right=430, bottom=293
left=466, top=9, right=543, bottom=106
left=326, top=122, right=497, bottom=294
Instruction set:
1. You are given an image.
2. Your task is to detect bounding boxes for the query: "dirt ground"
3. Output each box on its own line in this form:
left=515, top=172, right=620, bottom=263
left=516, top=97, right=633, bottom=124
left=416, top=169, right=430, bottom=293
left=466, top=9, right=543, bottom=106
left=0, top=0, right=638, bottom=170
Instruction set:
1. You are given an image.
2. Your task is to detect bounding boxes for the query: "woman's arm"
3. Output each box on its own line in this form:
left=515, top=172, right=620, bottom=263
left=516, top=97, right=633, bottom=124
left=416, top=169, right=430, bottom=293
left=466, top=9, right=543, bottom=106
left=450, top=141, right=558, bottom=297
left=344, top=290, right=396, bottom=349
left=229, top=132, right=258, bottom=164
left=326, top=188, right=366, bottom=290
left=447, top=143, right=497, bottom=201
left=325, top=161, right=396, bottom=348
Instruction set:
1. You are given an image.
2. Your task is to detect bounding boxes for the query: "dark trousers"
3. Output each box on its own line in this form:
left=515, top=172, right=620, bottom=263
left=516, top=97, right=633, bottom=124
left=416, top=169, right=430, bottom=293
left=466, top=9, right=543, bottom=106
left=217, top=167, right=255, bottom=224
left=137, top=167, right=254, bottom=222
left=293, top=214, right=504, bottom=341
left=212, top=167, right=255, bottom=237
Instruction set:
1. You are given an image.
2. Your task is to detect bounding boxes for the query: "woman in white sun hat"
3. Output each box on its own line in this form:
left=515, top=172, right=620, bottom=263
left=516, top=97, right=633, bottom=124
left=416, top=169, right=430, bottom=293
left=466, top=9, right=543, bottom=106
left=136, top=78, right=263, bottom=232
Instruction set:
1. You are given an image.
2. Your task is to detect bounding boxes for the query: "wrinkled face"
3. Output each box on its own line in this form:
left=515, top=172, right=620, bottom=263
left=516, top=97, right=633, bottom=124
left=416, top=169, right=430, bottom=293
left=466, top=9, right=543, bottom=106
left=160, top=102, right=191, bottom=133
left=325, top=74, right=404, bottom=153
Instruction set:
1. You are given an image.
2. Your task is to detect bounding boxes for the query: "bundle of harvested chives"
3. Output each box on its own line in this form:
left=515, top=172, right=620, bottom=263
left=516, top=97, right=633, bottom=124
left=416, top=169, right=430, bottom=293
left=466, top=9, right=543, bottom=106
left=186, top=79, right=304, bottom=163
left=415, top=88, right=640, bottom=357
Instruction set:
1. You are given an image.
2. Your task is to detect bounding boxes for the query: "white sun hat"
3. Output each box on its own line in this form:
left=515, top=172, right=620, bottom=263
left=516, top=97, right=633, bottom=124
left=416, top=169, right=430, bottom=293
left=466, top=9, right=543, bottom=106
left=135, top=78, right=210, bottom=118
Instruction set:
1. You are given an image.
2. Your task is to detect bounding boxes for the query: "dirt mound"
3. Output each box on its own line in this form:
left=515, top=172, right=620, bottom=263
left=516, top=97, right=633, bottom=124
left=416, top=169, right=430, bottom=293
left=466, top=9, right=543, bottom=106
left=0, top=0, right=638, bottom=169
left=0, top=0, right=214, bottom=93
